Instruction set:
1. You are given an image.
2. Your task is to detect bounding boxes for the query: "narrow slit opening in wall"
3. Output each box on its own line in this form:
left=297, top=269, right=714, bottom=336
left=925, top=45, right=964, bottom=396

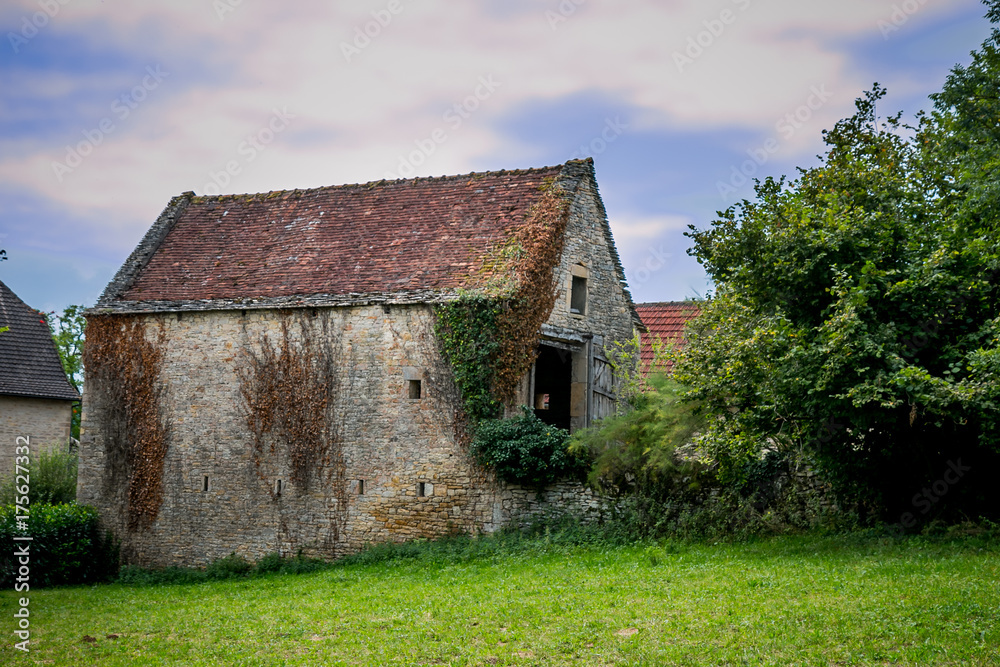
left=408, top=379, right=422, bottom=399
left=275, top=479, right=282, bottom=496
left=570, top=275, right=588, bottom=315
left=417, top=482, right=426, bottom=497
left=202, top=475, right=209, bottom=492
left=357, top=479, right=365, bottom=495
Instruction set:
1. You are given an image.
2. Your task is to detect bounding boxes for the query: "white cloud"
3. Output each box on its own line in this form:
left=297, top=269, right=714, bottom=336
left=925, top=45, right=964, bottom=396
left=0, top=0, right=982, bottom=254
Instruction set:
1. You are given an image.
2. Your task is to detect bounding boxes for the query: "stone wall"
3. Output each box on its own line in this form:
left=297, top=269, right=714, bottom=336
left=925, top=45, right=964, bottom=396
left=0, top=396, right=74, bottom=477
left=79, top=305, right=607, bottom=567
left=546, top=171, right=637, bottom=350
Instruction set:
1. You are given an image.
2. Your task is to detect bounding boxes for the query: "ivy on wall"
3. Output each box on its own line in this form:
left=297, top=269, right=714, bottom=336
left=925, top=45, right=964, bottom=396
left=236, top=312, right=345, bottom=500
left=84, top=315, right=169, bottom=531
left=435, top=183, right=571, bottom=426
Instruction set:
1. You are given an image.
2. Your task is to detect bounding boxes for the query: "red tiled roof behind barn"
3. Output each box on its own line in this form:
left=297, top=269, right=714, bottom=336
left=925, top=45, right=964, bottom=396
left=635, top=301, right=701, bottom=373
left=121, top=165, right=566, bottom=302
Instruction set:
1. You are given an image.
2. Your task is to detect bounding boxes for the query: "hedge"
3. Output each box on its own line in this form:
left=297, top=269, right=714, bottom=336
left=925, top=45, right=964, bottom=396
left=0, top=503, right=118, bottom=588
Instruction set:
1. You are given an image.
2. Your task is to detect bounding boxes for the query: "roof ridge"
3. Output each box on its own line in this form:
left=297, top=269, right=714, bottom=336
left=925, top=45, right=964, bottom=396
left=192, top=159, right=593, bottom=202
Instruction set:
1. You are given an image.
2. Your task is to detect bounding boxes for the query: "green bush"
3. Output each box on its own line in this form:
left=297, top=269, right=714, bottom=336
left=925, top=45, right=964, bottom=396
left=471, top=406, right=582, bottom=487
left=254, top=552, right=285, bottom=574
left=569, top=373, right=706, bottom=500
left=0, top=503, right=118, bottom=587
left=205, top=552, right=252, bottom=579
left=0, top=448, right=78, bottom=506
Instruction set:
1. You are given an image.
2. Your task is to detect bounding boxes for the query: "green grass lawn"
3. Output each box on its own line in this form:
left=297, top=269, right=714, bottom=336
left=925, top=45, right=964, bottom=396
left=1, top=532, right=997, bottom=666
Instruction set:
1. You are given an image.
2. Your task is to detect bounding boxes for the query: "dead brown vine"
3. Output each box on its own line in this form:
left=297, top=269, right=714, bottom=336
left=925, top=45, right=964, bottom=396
left=84, top=314, right=169, bottom=531
left=236, top=312, right=344, bottom=496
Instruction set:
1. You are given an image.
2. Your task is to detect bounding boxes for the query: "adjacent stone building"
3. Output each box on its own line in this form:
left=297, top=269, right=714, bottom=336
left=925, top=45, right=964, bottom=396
left=0, top=279, right=80, bottom=476
left=79, top=158, right=640, bottom=566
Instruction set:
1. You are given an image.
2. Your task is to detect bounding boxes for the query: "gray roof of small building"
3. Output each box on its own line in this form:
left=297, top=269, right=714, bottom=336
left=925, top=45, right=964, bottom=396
left=0, top=279, right=80, bottom=402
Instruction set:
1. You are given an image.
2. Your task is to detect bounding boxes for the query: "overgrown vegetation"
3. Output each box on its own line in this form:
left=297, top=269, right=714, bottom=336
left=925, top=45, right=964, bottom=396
left=0, top=503, right=118, bottom=587
left=570, top=373, right=702, bottom=499
left=674, top=4, right=1000, bottom=523
left=0, top=448, right=78, bottom=506
left=84, top=315, right=169, bottom=532
left=471, top=407, right=583, bottom=487
left=434, top=184, right=571, bottom=426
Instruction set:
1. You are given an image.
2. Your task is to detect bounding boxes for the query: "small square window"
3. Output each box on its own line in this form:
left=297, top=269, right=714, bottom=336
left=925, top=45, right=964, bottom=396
left=571, top=275, right=587, bottom=315
left=408, top=379, right=422, bottom=399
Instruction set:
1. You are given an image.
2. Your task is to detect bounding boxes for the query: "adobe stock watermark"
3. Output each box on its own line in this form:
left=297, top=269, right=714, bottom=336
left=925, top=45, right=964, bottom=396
left=202, top=108, right=296, bottom=195
left=384, top=75, right=501, bottom=180
left=213, top=0, right=245, bottom=21
left=878, top=0, right=928, bottom=40
left=12, top=436, right=32, bottom=653
left=51, top=65, right=169, bottom=183
left=546, top=0, right=586, bottom=31
left=8, top=0, right=71, bottom=54
left=887, top=459, right=971, bottom=534
left=629, top=244, right=671, bottom=289
left=341, top=0, right=407, bottom=62
left=673, top=0, right=752, bottom=73
left=717, top=84, right=833, bottom=201
left=567, top=117, right=628, bottom=161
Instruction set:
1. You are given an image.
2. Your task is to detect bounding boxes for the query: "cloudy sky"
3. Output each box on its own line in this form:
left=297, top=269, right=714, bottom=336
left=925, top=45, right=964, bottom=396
left=0, top=0, right=993, bottom=313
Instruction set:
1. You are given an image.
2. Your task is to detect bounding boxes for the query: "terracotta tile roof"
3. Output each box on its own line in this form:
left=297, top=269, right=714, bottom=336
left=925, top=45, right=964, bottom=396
left=116, top=164, right=573, bottom=304
left=635, top=301, right=701, bottom=373
left=0, top=279, right=80, bottom=401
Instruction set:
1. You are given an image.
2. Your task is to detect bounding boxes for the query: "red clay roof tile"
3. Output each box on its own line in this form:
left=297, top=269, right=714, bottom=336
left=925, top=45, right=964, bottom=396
left=635, top=301, right=701, bottom=373
left=121, top=165, right=566, bottom=302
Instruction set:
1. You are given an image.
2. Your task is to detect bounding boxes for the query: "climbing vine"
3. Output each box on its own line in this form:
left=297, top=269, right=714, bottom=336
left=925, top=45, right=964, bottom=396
left=434, top=184, right=571, bottom=426
left=84, top=314, right=168, bottom=531
left=236, top=312, right=344, bottom=495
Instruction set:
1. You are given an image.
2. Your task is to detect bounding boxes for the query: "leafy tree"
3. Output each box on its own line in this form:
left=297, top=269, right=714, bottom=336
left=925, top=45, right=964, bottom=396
left=46, top=304, right=86, bottom=392
left=676, top=5, right=1000, bottom=523
left=45, top=305, right=87, bottom=439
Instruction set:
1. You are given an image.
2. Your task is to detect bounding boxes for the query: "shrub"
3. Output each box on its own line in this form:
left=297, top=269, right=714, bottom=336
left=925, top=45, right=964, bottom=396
left=205, top=552, right=252, bottom=579
left=0, top=448, right=78, bottom=506
left=471, top=406, right=582, bottom=487
left=0, top=503, right=118, bottom=587
left=254, top=552, right=285, bottom=574
left=569, top=373, right=706, bottom=500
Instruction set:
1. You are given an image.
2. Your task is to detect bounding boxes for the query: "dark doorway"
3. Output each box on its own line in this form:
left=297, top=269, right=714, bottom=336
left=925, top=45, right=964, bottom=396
left=533, top=345, right=572, bottom=431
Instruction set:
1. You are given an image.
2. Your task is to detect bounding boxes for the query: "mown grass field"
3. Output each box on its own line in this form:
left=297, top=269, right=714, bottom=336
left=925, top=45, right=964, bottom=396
left=1, top=531, right=997, bottom=666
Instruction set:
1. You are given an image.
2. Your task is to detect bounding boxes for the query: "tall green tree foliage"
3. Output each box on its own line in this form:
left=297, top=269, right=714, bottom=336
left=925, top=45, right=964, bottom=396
left=677, top=3, right=1000, bottom=522
left=46, top=305, right=86, bottom=439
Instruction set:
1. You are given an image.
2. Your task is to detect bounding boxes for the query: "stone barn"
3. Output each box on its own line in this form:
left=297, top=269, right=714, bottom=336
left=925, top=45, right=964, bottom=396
left=78, top=158, right=640, bottom=566
left=0, top=279, right=80, bottom=476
